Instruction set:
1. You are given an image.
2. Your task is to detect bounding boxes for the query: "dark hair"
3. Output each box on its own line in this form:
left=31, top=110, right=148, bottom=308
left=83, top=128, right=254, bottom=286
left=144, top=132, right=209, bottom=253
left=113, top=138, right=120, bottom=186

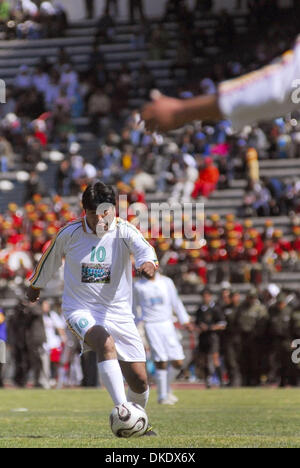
left=82, top=181, right=116, bottom=211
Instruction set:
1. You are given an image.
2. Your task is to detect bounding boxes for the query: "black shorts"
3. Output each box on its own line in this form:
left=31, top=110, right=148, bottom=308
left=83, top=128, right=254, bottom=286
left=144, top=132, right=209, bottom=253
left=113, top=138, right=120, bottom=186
left=198, top=333, right=220, bottom=354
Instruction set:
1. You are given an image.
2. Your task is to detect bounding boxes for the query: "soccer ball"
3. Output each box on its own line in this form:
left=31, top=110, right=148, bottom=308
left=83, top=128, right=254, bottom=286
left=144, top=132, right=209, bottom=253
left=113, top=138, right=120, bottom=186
left=109, top=402, right=148, bottom=438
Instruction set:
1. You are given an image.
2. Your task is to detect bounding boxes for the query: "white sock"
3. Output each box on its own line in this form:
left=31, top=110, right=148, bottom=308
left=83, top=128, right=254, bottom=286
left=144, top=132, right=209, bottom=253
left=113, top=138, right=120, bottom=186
left=127, top=386, right=149, bottom=409
left=167, top=366, right=179, bottom=395
left=98, top=360, right=127, bottom=405
left=156, top=369, right=168, bottom=401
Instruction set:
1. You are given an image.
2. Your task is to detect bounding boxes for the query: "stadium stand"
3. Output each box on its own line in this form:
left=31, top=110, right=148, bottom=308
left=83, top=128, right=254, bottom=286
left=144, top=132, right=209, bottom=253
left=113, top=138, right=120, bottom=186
left=1, top=1, right=300, bottom=387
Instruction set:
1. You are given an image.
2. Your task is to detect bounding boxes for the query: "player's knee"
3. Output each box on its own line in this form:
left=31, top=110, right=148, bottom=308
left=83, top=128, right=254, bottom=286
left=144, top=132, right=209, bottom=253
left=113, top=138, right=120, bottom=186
left=155, top=361, right=167, bottom=370
left=85, top=326, right=117, bottom=360
left=171, top=360, right=183, bottom=369
left=101, top=335, right=117, bottom=359
left=130, top=373, right=148, bottom=394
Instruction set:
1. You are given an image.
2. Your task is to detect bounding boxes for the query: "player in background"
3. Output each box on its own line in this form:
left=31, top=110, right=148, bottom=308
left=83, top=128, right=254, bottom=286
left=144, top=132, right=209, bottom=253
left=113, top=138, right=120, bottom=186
left=141, top=34, right=300, bottom=132
left=26, top=181, right=158, bottom=436
left=0, top=308, right=6, bottom=387
left=133, top=270, right=193, bottom=405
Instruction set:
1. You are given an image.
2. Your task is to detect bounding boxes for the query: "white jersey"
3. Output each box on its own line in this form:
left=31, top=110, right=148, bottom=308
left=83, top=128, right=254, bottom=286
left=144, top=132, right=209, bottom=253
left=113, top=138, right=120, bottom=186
left=133, top=273, right=189, bottom=325
left=43, top=310, right=65, bottom=351
left=30, top=217, right=158, bottom=322
left=218, top=35, right=300, bottom=130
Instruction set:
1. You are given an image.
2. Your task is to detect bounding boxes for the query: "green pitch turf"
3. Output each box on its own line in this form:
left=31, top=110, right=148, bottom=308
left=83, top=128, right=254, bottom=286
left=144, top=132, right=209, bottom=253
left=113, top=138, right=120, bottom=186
left=0, top=387, right=300, bottom=448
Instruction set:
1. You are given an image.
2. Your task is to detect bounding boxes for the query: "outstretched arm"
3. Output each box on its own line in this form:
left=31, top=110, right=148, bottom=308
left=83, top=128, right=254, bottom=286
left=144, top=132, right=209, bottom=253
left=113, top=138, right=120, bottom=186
left=141, top=92, right=222, bottom=132
left=141, top=35, right=300, bottom=132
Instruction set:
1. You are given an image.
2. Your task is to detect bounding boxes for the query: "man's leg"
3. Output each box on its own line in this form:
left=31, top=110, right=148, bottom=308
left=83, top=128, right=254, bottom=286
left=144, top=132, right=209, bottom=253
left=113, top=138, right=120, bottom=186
left=167, top=360, right=183, bottom=402
left=212, top=352, right=223, bottom=386
left=119, top=360, right=157, bottom=436
left=119, top=361, right=149, bottom=408
left=153, top=361, right=173, bottom=404
left=84, top=325, right=127, bottom=405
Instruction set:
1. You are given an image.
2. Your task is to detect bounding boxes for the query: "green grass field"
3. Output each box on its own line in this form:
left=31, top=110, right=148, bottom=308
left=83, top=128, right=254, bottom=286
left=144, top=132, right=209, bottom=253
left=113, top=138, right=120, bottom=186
left=0, top=387, right=300, bottom=448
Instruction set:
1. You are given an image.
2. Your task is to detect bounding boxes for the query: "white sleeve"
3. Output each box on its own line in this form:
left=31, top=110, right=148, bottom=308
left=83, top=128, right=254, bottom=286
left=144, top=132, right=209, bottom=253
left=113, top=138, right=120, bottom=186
left=167, top=278, right=190, bottom=325
left=121, top=221, right=159, bottom=269
left=218, top=35, right=300, bottom=130
left=132, top=283, right=142, bottom=324
left=29, top=226, right=69, bottom=289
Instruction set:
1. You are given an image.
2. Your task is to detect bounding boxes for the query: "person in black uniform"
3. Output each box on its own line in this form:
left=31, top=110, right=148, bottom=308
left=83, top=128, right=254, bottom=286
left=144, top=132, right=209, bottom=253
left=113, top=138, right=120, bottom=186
left=222, top=290, right=242, bottom=387
left=8, top=300, right=47, bottom=387
left=195, top=288, right=226, bottom=387
left=267, top=293, right=294, bottom=387
left=236, top=288, right=268, bottom=386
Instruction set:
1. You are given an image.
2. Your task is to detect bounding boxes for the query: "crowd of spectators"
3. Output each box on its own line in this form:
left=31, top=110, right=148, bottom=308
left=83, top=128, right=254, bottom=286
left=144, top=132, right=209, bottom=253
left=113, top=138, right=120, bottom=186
left=1, top=1, right=300, bottom=387
left=0, top=0, right=68, bottom=40
left=1, top=2, right=300, bottom=292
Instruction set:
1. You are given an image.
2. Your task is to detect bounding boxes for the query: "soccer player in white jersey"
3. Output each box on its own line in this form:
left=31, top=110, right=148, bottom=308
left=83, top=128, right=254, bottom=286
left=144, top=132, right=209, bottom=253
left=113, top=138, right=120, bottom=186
left=133, top=270, right=193, bottom=405
left=26, top=181, right=159, bottom=436
left=141, top=34, right=300, bottom=132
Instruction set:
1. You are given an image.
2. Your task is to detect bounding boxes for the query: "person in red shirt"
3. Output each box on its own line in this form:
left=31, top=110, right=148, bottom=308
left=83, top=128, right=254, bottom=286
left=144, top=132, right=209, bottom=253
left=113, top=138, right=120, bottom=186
left=292, top=226, right=300, bottom=254
left=204, top=213, right=224, bottom=239
left=191, top=157, right=220, bottom=198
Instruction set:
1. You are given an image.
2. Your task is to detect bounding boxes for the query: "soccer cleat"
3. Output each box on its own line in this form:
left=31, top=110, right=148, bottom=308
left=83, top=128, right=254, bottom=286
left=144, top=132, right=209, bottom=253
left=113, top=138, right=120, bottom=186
left=143, top=425, right=157, bottom=436
left=167, top=393, right=179, bottom=403
left=158, top=397, right=175, bottom=405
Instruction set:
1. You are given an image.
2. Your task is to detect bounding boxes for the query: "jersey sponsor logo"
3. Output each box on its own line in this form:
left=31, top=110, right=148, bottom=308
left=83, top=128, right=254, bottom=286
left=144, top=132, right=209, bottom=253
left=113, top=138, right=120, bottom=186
left=149, top=297, right=164, bottom=306
left=81, top=262, right=111, bottom=283
left=78, top=318, right=89, bottom=329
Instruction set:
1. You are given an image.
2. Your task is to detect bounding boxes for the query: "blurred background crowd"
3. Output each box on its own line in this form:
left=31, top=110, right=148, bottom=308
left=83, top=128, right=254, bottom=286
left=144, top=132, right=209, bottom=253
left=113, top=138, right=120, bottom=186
left=1, top=0, right=300, bottom=389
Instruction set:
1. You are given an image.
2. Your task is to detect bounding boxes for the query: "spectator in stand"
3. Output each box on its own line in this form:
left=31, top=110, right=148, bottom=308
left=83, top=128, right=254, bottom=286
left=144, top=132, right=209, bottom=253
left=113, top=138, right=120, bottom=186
left=32, top=65, right=50, bottom=96
left=133, top=62, right=156, bottom=99
left=131, top=167, right=155, bottom=194
left=246, top=147, right=259, bottom=183
left=169, top=153, right=199, bottom=203
left=96, top=8, right=115, bottom=43
left=0, top=308, right=6, bottom=387
left=24, top=170, right=47, bottom=202
left=104, top=0, right=119, bottom=16
left=84, top=0, right=95, bottom=19
left=148, top=24, right=169, bottom=61
left=56, top=159, right=72, bottom=196
left=14, top=65, right=33, bottom=89
left=0, top=134, right=14, bottom=172
left=88, top=87, right=111, bottom=135
left=191, top=157, right=220, bottom=198
left=44, top=69, right=61, bottom=109
left=60, top=63, right=79, bottom=99
left=128, top=0, right=145, bottom=24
